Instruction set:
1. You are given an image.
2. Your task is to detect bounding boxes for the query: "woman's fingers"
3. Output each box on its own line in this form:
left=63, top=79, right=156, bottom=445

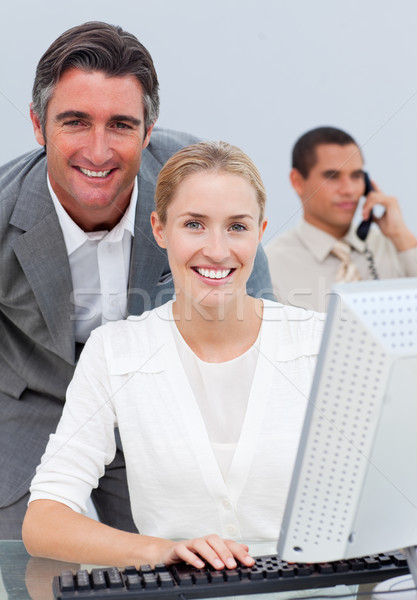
left=166, top=535, right=255, bottom=570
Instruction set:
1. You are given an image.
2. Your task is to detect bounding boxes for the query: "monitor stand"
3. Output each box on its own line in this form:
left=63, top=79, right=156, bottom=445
left=372, top=547, right=417, bottom=600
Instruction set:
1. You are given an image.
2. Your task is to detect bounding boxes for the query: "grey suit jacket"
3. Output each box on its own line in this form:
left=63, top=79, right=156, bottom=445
left=0, top=128, right=272, bottom=507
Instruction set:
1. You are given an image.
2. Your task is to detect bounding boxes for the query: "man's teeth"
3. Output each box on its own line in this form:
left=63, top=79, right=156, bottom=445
left=79, top=167, right=112, bottom=178
left=196, top=268, right=231, bottom=279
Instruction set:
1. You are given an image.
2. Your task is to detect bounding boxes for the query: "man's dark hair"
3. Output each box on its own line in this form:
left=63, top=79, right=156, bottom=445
left=292, top=126, right=359, bottom=178
left=32, top=21, right=159, bottom=136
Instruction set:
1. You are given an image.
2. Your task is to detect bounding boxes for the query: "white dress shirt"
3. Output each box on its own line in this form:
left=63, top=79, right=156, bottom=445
left=48, top=177, right=138, bottom=342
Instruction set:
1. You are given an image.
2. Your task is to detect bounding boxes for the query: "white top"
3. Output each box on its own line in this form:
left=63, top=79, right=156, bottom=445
left=266, top=219, right=417, bottom=312
left=48, top=177, right=138, bottom=342
left=171, top=318, right=261, bottom=479
left=29, top=299, right=324, bottom=555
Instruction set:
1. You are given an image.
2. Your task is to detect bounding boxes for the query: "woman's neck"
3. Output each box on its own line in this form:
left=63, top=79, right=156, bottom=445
left=172, top=294, right=264, bottom=363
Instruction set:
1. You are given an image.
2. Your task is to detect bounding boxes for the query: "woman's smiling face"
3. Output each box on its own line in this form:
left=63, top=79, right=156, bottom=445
left=151, top=170, right=267, bottom=312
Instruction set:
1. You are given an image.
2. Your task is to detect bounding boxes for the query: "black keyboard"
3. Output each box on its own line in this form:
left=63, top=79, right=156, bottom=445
left=53, top=551, right=410, bottom=600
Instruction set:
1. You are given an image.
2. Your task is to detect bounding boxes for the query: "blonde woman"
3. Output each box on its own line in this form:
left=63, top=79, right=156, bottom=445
left=23, top=141, right=323, bottom=570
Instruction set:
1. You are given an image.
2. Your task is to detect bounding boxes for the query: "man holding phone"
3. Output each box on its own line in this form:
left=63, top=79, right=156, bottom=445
left=266, top=126, right=417, bottom=312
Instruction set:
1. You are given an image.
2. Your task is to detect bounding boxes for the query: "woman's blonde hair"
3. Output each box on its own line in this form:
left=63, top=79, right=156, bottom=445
left=155, top=140, right=266, bottom=224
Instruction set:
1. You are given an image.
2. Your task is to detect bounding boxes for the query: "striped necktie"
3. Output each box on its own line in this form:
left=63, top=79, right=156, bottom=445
left=331, top=239, right=361, bottom=283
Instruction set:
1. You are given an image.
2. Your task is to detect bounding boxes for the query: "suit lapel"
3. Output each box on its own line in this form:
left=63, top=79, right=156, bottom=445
left=10, top=161, right=75, bottom=363
left=127, top=150, right=171, bottom=316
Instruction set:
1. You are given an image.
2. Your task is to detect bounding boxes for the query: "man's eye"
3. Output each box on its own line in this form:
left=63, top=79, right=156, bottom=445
left=63, top=120, right=82, bottom=127
left=115, top=122, right=131, bottom=129
left=185, top=221, right=202, bottom=230
left=229, top=223, right=246, bottom=232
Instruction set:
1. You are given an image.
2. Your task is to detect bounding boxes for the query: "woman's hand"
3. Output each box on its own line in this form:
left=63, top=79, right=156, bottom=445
left=160, top=534, right=255, bottom=570
left=24, top=501, right=255, bottom=572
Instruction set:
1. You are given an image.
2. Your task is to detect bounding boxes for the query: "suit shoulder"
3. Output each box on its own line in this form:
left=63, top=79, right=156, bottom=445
left=0, top=149, right=47, bottom=200
left=145, top=127, right=201, bottom=166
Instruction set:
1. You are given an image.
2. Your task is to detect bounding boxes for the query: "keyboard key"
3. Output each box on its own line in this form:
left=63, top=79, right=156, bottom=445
left=349, top=558, right=366, bottom=571
left=318, top=563, right=334, bottom=574
left=143, top=573, right=158, bottom=588
left=107, top=566, right=123, bottom=587
left=297, top=563, right=313, bottom=576
left=335, top=561, right=350, bottom=573
left=159, top=572, right=175, bottom=587
left=139, top=564, right=153, bottom=574
left=59, top=570, right=75, bottom=592
left=393, top=554, right=408, bottom=567
left=249, top=567, right=264, bottom=580
left=91, top=569, right=107, bottom=589
left=280, top=565, right=296, bottom=577
left=364, top=557, right=380, bottom=570
left=239, top=566, right=252, bottom=578
left=210, top=570, right=225, bottom=583
left=377, top=555, right=392, bottom=567
left=76, top=569, right=91, bottom=591
left=225, top=569, right=240, bottom=582
left=126, top=573, right=142, bottom=589
left=194, top=571, right=209, bottom=585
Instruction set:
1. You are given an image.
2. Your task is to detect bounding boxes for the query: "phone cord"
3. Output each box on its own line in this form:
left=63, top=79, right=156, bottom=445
left=364, top=244, right=379, bottom=280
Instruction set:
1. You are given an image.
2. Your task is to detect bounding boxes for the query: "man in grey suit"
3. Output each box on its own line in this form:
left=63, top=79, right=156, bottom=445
left=0, top=21, right=272, bottom=538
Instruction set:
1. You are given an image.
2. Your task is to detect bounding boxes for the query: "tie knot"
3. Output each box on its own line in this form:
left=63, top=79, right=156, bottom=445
left=331, top=239, right=352, bottom=263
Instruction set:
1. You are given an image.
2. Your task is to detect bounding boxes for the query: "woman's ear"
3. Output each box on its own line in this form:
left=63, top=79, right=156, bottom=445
left=150, top=211, right=166, bottom=248
left=258, top=218, right=268, bottom=242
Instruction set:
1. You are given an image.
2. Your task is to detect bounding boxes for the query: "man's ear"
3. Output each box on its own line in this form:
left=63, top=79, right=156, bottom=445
left=289, top=168, right=306, bottom=197
left=142, top=121, right=155, bottom=150
left=150, top=211, right=166, bottom=248
left=30, top=104, right=46, bottom=147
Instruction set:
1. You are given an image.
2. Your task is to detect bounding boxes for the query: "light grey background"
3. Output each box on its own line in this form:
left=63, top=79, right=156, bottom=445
left=2, top=0, right=417, bottom=246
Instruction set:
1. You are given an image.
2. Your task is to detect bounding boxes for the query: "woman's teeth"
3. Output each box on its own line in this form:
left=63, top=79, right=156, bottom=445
left=196, top=268, right=231, bottom=279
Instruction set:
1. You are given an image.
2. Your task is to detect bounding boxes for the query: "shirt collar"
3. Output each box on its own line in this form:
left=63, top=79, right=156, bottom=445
left=296, top=219, right=366, bottom=262
left=48, top=176, right=138, bottom=255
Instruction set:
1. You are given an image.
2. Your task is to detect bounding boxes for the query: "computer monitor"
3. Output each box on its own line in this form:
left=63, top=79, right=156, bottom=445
left=277, top=277, right=417, bottom=586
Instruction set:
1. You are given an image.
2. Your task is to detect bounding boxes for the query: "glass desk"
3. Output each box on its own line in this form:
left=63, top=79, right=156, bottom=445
left=0, top=541, right=412, bottom=600
left=0, top=541, right=81, bottom=600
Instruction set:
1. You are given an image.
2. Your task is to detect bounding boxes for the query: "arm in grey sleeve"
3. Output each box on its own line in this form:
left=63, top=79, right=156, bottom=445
left=246, top=244, right=276, bottom=300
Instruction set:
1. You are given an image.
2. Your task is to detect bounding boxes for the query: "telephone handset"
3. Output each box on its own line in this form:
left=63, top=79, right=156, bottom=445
left=356, top=172, right=374, bottom=241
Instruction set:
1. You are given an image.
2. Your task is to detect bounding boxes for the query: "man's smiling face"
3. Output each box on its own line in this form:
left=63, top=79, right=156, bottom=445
left=30, top=67, right=153, bottom=231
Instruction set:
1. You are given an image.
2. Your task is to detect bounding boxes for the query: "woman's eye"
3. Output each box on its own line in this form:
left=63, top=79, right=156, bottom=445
left=185, top=221, right=202, bottom=230
left=229, top=223, right=246, bottom=232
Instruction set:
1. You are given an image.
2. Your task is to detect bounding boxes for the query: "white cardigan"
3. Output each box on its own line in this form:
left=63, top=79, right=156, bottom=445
left=29, top=300, right=324, bottom=554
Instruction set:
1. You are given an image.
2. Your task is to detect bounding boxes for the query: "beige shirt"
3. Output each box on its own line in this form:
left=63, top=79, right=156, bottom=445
left=265, top=219, right=417, bottom=312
